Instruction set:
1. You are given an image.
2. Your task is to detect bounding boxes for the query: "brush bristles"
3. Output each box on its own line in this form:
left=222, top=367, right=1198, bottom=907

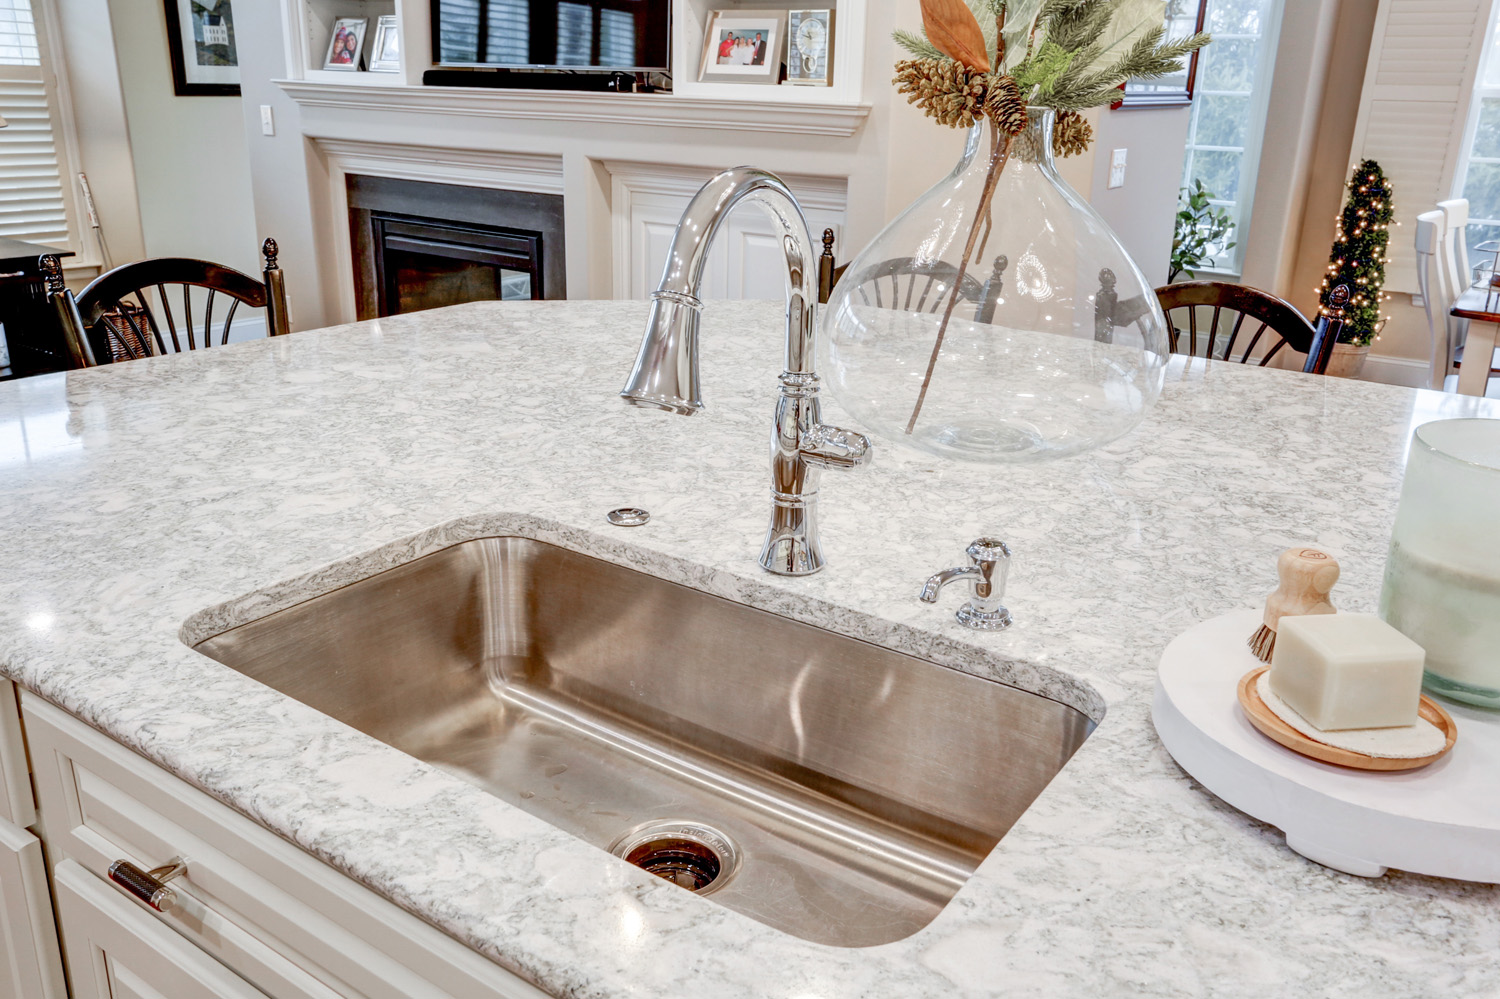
left=1248, top=623, right=1276, bottom=663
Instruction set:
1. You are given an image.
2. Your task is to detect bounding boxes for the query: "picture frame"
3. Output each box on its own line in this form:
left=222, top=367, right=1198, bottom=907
left=369, top=15, right=401, bottom=73
left=698, top=10, right=786, bottom=84
left=162, top=0, right=240, bottom=96
left=1115, top=0, right=1207, bottom=108
left=784, top=9, right=833, bottom=86
left=323, top=16, right=369, bottom=72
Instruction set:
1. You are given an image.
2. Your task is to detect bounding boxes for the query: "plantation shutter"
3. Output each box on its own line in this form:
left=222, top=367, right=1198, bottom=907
left=0, top=0, right=72, bottom=247
left=1347, top=0, right=1491, bottom=293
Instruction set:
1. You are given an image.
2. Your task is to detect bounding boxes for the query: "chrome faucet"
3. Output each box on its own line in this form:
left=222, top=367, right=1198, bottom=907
left=920, top=538, right=1013, bottom=630
left=620, top=167, right=872, bottom=575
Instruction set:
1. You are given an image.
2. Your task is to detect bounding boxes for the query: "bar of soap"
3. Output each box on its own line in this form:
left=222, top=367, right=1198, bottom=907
left=1267, top=613, right=1425, bottom=731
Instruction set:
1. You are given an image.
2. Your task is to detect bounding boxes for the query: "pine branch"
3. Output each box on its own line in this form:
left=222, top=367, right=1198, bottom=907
left=894, top=28, right=945, bottom=60
left=1040, top=0, right=1111, bottom=53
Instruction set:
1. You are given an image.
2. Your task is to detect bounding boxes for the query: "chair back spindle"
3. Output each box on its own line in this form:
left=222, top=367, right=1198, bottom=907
left=43, top=238, right=289, bottom=367
left=1153, top=281, right=1333, bottom=374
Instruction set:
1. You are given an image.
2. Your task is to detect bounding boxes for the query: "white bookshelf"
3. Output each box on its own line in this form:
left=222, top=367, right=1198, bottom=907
left=281, top=0, right=865, bottom=106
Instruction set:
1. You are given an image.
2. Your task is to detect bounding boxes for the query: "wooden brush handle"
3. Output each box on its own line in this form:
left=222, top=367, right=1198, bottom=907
left=1263, top=547, right=1339, bottom=630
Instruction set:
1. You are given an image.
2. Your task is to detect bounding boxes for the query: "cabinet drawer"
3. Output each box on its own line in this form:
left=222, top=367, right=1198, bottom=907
left=0, top=817, right=67, bottom=999
left=23, top=693, right=549, bottom=999
left=54, top=858, right=271, bottom=999
left=0, top=680, right=35, bottom=827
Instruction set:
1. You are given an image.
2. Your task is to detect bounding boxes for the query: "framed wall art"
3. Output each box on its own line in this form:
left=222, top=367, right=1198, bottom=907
left=699, top=10, right=785, bottom=84
left=163, top=0, right=240, bottom=96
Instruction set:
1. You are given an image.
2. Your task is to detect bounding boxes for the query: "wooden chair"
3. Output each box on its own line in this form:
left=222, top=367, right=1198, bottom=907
left=42, top=238, right=289, bottom=367
left=816, top=228, right=1005, bottom=321
left=1152, top=280, right=1338, bottom=374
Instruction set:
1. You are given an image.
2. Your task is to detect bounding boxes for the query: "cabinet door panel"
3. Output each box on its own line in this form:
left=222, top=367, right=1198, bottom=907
left=54, top=858, right=270, bottom=999
left=0, top=819, right=66, bottom=999
left=0, top=680, right=35, bottom=827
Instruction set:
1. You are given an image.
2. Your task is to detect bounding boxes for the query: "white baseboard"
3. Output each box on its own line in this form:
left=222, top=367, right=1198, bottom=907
left=1360, top=353, right=1432, bottom=388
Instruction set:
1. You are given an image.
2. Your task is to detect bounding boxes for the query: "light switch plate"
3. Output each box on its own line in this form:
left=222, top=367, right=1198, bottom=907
left=260, top=105, right=275, bottom=136
left=1108, top=148, right=1127, bottom=189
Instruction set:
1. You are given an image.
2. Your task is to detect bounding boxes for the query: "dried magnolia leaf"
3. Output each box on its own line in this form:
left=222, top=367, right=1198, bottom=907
left=920, top=0, right=990, bottom=72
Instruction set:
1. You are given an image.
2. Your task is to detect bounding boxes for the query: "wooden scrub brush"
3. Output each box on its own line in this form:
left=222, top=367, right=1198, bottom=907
left=1248, top=547, right=1340, bottom=663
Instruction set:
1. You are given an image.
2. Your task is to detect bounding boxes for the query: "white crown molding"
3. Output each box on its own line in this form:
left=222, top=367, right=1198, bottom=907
left=275, top=80, right=871, bottom=137
left=315, top=138, right=565, bottom=195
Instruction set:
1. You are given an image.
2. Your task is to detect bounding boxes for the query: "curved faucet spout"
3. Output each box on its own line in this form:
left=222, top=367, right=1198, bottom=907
left=619, top=166, right=871, bottom=576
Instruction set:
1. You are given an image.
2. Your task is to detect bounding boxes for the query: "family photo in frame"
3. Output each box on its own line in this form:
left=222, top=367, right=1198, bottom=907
left=699, top=10, right=784, bottom=83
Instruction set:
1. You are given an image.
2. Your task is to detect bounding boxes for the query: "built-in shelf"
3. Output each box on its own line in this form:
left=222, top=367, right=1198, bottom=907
left=280, top=0, right=866, bottom=112
left=275, top=79, right=871, bottom=136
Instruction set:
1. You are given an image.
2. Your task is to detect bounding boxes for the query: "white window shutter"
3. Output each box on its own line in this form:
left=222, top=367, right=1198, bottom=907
left=1348, top=0, right=1492, bottom=293
left=0, top=0, right=72, bottom=249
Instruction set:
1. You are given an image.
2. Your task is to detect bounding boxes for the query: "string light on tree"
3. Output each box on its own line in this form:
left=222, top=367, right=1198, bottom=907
left=1318, top=158, right=1393, bottom=347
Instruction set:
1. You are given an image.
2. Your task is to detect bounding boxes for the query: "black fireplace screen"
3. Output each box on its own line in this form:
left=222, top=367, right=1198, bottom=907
left=374, top=214, right=540, bottom=315
left=348, top=175, right=565, bottom=320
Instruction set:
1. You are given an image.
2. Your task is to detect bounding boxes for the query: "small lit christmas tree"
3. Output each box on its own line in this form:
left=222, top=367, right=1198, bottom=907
left=1318, top=159, right=1394, bottom=345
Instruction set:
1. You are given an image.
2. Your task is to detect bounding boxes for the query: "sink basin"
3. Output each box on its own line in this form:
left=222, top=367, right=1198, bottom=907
left=195, top=537, right=1093, bottom=947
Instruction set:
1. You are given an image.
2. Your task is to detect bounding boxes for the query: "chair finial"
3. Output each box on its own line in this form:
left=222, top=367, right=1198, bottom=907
left=1329, top=283, right=1350, bottom=310
left=1098, top=267, right=1117, bottom=291
left=39, top=254, right=64, bottom=294
left=262, top=237, right=279, bottom=269
left=821, top=228, right=835, bottom=257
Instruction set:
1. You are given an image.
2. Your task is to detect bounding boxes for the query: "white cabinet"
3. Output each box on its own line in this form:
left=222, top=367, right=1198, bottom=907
left=0, top=679, right=35, bottom=829
left=21, top=692, right=548, bottom=999
left=0, top=679, right=67, bottom=999
left=608, top=161, right=848, bottom=300
left=54, top=859, right=270, bottom=999
left=0, top=820, right=67, bottom=999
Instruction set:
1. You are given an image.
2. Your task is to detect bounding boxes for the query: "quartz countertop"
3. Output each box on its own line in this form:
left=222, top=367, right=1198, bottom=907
left=2, top=301, right=1497, bottom=998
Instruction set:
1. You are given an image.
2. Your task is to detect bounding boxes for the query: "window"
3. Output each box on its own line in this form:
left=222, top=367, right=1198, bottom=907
left=0, top=0, right=76, bottom=250
left=1455, top=4, right=1500, bottom=263
left=1177, top=0, right=1283, bottom=273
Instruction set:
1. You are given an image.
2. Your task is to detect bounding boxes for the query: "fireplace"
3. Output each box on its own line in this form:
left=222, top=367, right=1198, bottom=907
left=347, top=175, right=565, bottom=320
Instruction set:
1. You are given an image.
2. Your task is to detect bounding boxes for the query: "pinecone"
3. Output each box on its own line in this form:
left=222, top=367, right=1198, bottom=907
left=985, top=75, right=1028, bottom=136
left=893, top=59, right=1025, bottom=131
left=1052, top=111, right=1093, bottom=158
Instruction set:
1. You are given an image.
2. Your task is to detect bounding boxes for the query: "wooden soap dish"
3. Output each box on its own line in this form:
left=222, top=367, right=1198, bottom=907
left=1237, top=667, right=1457, bottom=771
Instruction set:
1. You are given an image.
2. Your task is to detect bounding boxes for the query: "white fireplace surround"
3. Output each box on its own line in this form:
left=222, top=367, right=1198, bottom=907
left=314, top=137, right=850, bottom=322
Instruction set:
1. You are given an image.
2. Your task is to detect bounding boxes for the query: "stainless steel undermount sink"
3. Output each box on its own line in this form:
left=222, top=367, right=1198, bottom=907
left=194, top=537, right=1093, bottom=947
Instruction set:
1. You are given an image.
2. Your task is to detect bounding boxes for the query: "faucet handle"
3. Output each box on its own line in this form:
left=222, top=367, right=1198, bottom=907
left=800, top=424, right=872, bottom=470
left=919, top=537, right=1013, bottom=630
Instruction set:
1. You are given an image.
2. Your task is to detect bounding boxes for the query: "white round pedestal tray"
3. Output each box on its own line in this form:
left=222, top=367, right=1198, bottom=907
left=1152, top=609, right=1500, bottom=881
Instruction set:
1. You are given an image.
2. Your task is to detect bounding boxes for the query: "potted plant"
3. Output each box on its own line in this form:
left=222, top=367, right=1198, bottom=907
left=1317, top=159, right=1394, bottom=378
left=1168, top=180, right=1235, bottom=283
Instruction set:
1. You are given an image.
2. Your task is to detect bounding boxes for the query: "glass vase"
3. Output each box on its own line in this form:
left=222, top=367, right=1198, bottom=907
left=1380, top=418, right=1500, bottom=708
left=819, top=109, right=1169, bottom=463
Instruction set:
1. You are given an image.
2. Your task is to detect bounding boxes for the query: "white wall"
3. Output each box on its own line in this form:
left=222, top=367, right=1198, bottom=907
left=1088, top=105, right=1191, bottom=290
left=106, top=0, right=259, bottom=276
left=48, top=0, right=146, bottom=275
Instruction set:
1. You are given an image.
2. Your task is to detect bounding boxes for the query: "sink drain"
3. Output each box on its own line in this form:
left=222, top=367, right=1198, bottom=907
left=609, top=821, right=739, bottom=895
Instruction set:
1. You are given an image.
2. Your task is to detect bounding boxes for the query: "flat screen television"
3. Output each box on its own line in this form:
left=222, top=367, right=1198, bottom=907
left=431, top=0, right=671, bottom=72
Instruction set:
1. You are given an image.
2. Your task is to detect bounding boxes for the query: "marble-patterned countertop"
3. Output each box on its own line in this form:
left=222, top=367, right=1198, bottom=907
left=2, top=301, right=1496, bottom=998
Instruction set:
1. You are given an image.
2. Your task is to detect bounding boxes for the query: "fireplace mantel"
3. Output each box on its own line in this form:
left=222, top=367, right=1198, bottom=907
left=274, top=80, right=871, bottom=138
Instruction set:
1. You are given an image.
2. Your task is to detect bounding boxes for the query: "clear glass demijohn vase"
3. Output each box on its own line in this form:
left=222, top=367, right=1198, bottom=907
left=819, top=109, right=1170, bottom=463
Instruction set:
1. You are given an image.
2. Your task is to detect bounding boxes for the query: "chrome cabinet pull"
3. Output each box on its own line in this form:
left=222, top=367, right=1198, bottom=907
left=108, top=856, right=187, bottom=912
